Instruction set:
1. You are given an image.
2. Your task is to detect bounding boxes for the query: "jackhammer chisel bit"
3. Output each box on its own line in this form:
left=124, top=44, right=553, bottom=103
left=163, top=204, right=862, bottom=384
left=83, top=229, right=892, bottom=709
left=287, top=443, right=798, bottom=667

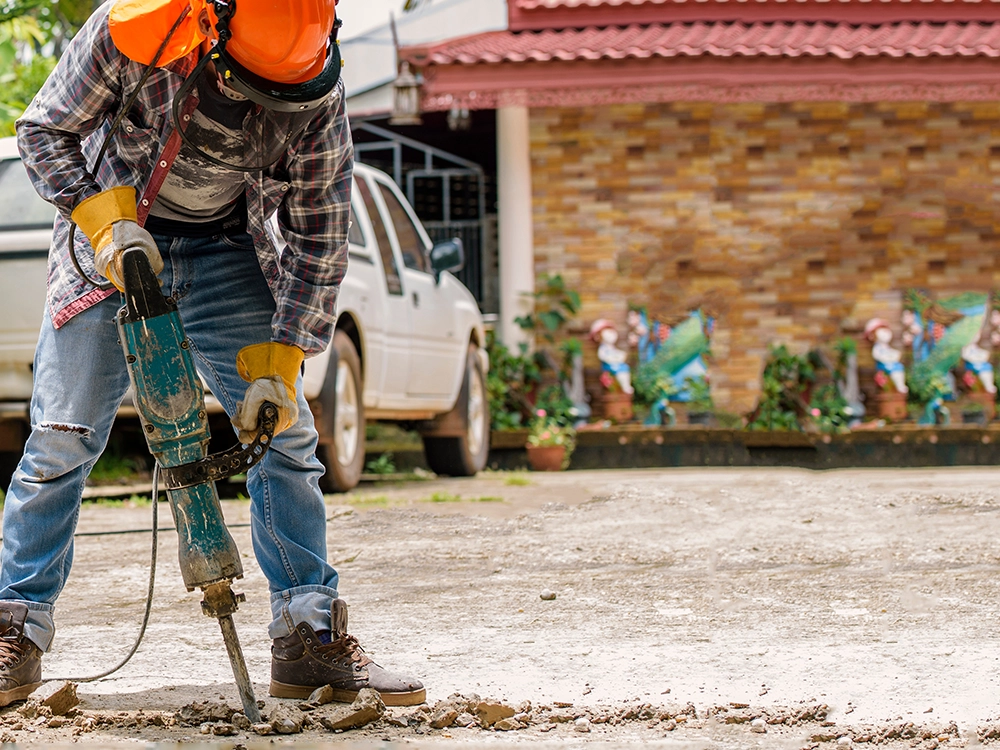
left=203, top=583, right=261, bottom=724
left=115, top=248, right=277, bottom=724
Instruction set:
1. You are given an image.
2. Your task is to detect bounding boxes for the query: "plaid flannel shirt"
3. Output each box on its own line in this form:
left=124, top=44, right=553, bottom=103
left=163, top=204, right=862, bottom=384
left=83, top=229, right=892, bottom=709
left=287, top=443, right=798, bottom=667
left=16, top=1, right=353, bottom=357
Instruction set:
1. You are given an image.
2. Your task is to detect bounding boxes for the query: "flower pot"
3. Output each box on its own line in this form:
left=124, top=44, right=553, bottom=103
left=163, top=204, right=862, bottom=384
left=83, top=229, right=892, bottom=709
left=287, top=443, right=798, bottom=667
left=597, top=392, right=633, bottom=422
left=875, top=391, right=908, bottom=421
left=967, top=391, right=996, bottom=422
left=525, top=444, right=567, bottom=471
left=962, top=410, right=986, bottom=426
left=687, top=411, right=713, bottom=426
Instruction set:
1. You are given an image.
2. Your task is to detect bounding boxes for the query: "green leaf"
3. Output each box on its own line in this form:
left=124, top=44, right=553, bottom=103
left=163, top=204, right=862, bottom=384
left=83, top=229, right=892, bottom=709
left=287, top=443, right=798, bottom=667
left=0, top=0, right=46, bottom=25
left=559, top=337, right=582, bottom=356
left=0, top=39, right=15, bottom=68
left=563, top=289, right=581, bottom=314
left=538, top=310, right=564, bottom=332
left=513, top=314, right=534, bottom=331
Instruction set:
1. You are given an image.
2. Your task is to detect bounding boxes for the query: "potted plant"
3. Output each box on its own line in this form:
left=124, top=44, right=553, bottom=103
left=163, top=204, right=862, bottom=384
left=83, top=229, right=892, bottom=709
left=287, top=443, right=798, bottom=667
left=807, top=383, right=851, bottom=435
left=745, top=345, right=815, bottom=431
left=485, top=330, right=542, bottom=431
left=525, top=409, right=576, bottom=471
left=961, top=399, right=987, bottom=426
left=960, top=368, right=997, bottom=422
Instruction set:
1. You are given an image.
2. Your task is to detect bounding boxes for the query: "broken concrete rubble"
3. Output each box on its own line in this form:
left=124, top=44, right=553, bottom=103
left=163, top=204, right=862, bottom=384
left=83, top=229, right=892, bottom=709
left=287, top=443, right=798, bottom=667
left=0, top=692, right=977, bottom=747
left=34, top=681, right=79, bottom=716
left=474, top=700, right=515, bottom=728
left=318, top=688, right=385, bottom=731
left=177, top=701, right=237, bottom=725
left=429, top=707, right=458, bottom=728
left=300, top=684, right=335, bottom=709
left=266, top=704, right=305, bottom=734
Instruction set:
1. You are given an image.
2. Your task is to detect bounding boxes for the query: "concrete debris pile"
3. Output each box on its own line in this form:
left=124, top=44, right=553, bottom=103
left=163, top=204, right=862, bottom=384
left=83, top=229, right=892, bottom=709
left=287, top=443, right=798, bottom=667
left=0, top=684, right=171, bottom=741
left=706, top=702, right=830, bottom=728
left=974, top=720, right=1000, bottom=745
left=0, top=686, right=975, bottom=746
left=802, top=720, right=960, bottom=748
left=384, top=694, right=701, bottom=734
left=174, top=690, right=388, bottom=736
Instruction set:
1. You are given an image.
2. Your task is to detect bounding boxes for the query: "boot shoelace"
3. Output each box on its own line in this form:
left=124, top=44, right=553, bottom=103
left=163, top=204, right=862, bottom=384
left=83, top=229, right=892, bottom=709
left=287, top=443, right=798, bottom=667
left=318, top=633, right=373, bottom=670
left=0, top=636, right=29, bottom=669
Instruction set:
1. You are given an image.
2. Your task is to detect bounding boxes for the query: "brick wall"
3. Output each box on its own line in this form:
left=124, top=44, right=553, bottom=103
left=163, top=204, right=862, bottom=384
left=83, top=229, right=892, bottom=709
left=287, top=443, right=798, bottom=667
left=530, top=101, right=1000, bottom=414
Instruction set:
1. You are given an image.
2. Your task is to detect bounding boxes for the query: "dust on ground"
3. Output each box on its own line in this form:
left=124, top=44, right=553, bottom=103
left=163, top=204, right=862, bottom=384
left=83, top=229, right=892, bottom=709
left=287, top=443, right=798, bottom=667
left=8, top=466, right=1000, bottom=747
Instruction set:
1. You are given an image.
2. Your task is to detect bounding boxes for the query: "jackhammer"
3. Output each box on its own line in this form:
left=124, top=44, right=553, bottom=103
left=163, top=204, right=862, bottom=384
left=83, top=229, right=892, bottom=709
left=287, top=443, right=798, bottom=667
left=114, top=247, right=273, bottom=723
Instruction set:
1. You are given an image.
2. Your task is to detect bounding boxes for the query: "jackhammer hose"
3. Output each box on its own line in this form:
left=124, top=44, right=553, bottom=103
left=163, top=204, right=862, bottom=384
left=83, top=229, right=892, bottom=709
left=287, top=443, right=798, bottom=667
left=48, top=465, right=162, bottom=683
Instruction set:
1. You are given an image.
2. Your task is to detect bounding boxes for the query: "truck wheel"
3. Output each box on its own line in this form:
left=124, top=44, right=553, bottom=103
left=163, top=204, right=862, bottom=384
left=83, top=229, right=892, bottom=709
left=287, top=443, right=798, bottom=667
left=423, top=344, right=490, bottom=476
left=318, top=331, right=365, bottom=493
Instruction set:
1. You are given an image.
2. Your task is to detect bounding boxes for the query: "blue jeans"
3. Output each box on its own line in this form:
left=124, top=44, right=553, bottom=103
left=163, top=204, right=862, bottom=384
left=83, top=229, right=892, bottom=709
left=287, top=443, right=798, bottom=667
left=0, top=232, right=339, bottom=651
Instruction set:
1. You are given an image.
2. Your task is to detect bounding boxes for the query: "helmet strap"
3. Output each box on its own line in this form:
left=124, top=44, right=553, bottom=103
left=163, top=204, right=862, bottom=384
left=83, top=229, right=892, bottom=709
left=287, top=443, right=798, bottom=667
left=210, top=0, right=236, bottom=47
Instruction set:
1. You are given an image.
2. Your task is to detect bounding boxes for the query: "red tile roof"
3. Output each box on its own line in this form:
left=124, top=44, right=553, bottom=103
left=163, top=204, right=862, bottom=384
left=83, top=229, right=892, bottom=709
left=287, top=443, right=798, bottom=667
left=408, top=22, right=1000, bottom=65
left=514, top=0, right=995, bottom=6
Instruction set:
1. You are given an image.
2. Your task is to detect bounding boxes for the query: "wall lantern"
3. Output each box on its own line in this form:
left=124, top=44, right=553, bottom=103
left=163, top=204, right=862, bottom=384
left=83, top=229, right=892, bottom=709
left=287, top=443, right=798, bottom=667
left=447, top=106, right=470, bottom=132
left=390, top=61, right=423, bottom=126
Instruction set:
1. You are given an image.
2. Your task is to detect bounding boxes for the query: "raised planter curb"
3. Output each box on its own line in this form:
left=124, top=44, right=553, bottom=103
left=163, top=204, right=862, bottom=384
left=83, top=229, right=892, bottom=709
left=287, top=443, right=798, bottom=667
left=486, top=425, right=1000, bottom=471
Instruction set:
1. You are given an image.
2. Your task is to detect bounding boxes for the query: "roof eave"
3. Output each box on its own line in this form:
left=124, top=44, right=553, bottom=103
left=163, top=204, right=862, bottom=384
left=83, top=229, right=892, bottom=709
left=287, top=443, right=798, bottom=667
left=413, top=56, right=1000, bottom=110
left=508, top=0, right=1000, bottom=30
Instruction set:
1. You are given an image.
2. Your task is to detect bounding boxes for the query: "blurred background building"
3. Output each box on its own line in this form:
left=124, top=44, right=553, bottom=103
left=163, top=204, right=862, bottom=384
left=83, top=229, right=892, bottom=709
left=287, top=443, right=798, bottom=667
left=351, top=0, right=1000, bottom=413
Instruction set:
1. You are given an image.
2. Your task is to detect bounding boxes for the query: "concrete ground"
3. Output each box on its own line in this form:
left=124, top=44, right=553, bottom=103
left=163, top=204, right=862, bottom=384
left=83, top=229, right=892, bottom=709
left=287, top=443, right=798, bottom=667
left=3, top=466, right=1000, bottom=747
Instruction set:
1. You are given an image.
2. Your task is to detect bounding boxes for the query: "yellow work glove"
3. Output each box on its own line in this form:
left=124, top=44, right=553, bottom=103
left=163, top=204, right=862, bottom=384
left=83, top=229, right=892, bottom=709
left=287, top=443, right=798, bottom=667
left=232, top=342, right=305, bottom=444
left=71, top=186, right=163, bottom=292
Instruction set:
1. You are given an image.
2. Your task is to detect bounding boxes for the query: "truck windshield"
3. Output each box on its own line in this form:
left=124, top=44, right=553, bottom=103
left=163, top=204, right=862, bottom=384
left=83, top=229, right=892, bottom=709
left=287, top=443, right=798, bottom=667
left=0, top=159, right=57, bottom=231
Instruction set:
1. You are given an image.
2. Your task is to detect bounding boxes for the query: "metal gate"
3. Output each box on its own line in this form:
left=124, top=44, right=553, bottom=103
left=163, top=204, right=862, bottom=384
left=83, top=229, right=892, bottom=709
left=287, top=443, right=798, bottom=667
left=353, top=122, right=487, bottom=304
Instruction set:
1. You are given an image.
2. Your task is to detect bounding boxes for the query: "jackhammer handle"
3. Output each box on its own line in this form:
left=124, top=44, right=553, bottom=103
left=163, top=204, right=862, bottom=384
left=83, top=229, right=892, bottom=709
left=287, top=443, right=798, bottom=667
left=158, top=401, right=279, bottom=490
left=120, top=245, right=156, bottom=277
left=120, top=247, right=168, bottom=321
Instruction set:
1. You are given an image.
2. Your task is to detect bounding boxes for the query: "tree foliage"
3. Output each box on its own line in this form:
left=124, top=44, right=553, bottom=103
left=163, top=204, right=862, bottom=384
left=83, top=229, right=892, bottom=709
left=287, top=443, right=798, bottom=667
left=0, top=0, right=95, bottom=135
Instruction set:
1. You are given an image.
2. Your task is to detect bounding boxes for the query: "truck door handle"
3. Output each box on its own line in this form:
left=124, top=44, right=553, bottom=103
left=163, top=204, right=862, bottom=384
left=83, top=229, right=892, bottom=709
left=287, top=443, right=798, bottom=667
left=412, top=292, right=419, bottom=308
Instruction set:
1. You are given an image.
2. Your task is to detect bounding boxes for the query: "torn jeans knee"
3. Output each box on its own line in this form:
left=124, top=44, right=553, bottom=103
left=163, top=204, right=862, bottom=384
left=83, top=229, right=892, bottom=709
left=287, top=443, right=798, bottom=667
left=38, top=422, right=92, bottom=437
left=21, top=422, right=98, bottom=483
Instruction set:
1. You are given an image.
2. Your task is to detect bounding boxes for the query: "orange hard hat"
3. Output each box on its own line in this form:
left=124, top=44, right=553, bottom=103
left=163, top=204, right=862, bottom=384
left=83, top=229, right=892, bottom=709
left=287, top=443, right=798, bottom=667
left=110, top=0, right=337, bottom=83
left=109, top=0, right=208, bottom=66
left=110, top=0, right=342, bottom=112
left=211, top=0, right=336, bottom=84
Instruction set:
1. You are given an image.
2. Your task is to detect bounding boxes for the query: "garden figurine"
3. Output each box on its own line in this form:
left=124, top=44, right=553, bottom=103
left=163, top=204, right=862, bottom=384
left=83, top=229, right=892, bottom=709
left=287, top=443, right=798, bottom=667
left=900, top=308, right=932, bottom=364
left=626, top=306, right=671, bottom=366
left=990, top=307, right=1000, bottom=350
left=590, top=319, right=634, bottom=395
left=865, top=318, right=908, bottom=394
left=962, top=330, right=997, bottom=394
left=626, top=308, right=651, bottom=362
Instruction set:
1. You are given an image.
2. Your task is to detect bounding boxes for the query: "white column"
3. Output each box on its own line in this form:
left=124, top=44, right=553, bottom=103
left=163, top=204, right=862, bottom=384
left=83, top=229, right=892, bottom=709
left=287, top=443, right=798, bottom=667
left=496, top=105, right=535, bottom=349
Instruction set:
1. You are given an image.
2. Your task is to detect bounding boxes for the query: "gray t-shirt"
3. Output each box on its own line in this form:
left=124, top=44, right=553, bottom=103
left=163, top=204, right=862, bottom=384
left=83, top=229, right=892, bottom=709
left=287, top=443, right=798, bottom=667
left=148, top=77, right=250, bottom=224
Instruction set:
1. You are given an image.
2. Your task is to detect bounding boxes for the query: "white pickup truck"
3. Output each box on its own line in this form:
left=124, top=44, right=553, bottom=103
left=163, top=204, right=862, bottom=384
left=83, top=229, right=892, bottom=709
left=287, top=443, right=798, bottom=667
left=0, top=136, right=490, bottom=492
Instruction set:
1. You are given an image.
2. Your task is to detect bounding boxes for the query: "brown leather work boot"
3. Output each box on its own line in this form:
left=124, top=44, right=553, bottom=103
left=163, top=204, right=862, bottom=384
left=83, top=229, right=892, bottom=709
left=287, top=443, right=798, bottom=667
left=270, top=599, right=425, bottom=706
left=0, top=603, right=42, bottom=706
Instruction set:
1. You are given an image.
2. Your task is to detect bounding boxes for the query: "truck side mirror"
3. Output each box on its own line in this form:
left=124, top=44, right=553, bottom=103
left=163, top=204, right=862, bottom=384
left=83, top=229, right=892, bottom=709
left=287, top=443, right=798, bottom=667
left=429, top=238, right=464, bottom=283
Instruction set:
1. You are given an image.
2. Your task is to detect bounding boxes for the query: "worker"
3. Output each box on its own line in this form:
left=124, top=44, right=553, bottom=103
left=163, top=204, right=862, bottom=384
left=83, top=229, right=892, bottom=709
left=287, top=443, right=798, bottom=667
left=1, top=0, right=425, bottom=707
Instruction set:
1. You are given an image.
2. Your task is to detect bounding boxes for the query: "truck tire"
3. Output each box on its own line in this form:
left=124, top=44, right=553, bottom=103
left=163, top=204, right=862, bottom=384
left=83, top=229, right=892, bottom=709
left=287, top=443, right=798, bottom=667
left=423, top=344, right=490, bottom=476
left=318, top=331, right=365, bottom=493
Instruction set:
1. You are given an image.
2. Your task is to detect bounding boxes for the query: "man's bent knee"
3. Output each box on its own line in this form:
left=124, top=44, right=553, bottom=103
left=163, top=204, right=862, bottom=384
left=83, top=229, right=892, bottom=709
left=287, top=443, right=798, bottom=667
left=20, top=422, right=97, bottom=483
